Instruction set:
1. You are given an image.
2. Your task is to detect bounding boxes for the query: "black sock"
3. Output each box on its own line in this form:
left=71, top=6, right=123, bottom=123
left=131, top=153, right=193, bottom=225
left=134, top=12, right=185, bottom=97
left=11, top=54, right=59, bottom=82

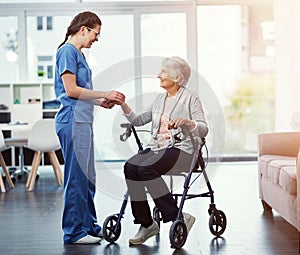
left=142, top=219, right=153, bottom=228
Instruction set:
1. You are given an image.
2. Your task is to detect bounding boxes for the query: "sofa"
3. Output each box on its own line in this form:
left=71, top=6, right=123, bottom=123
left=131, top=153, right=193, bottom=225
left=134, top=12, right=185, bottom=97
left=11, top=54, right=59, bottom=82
left=257, top=132, right=300, bottom=231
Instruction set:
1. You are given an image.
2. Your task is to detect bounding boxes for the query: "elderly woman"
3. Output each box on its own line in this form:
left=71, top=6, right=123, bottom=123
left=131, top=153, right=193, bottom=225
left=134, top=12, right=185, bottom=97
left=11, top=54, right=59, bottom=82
left=120, top=56, right=208, bottom=245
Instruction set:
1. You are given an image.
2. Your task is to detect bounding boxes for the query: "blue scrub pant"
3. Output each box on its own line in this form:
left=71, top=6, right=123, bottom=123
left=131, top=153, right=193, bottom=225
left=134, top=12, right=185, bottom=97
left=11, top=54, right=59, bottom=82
left=56, top=118, right=101, bottom=244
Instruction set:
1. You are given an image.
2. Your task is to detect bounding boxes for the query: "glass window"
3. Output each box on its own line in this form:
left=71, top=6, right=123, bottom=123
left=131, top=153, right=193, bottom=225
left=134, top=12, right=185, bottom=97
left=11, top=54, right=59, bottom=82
left=0, top=2, right=274, bottom=161
left=37, top=16, right=53, bottom=31
left=91, top=15, right=135, bottom=161
left=37, top=56, right=53, bottom=62
left=47, top=65, right=53, bottom=79
left=46, top=16, right=53, bottom=30
left=37, top=16, right=43, bottom=30
left=141, top=13, right=186, bottom=58
left=248, top=5, right=275, bottom=72
left=140, top=12, right=186, bottom=99
left=88, top=15, right=134, bottom=77
left=197, top=5, right=274, bottom=157
left=27, top=14, right=134, bottom=161
left=97, top=12, right=188, bottom=161
left=0, top=16, right=18, bottom=83
left=27, top=15, right=73, bottom=82
left=37, top=55, right=53, bottom=79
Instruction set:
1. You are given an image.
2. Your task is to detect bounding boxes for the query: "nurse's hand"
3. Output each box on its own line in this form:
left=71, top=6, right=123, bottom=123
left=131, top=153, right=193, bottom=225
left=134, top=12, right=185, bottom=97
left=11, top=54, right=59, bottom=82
left=105, top=91, right=125, bottom=105
left=100, top=99, right=115, bottom=109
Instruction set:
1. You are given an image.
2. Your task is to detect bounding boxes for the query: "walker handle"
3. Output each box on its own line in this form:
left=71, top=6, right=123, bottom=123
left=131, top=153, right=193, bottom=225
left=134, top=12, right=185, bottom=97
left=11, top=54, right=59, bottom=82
left=120, top=123, right=132, bottom=141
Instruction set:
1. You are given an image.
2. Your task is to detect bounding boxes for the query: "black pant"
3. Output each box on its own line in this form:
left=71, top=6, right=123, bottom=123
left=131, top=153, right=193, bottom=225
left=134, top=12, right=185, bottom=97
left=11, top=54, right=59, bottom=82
left=124, top=147, right=193, bottom=227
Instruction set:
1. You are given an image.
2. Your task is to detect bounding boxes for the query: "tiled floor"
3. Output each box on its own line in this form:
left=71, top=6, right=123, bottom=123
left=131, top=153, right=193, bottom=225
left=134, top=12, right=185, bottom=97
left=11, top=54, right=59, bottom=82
left=0, top=161, right=298, bottom=255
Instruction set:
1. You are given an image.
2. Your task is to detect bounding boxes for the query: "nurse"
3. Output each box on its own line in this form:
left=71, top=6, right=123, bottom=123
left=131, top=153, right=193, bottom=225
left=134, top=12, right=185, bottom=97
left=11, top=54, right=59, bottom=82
left=54, top=11, right=125, bottom=244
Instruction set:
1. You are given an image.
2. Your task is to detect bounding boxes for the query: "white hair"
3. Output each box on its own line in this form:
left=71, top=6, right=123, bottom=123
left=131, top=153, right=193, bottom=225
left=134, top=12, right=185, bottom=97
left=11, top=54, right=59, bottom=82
left=161, top=56, right=191, bottom=86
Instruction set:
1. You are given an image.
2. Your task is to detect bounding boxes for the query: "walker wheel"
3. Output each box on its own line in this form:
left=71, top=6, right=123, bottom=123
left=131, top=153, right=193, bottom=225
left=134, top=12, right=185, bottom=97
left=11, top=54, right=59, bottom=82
left=153, top=207, right=161, bottom=228
left=9, top=175, right=16, bottom=184
left=209, top=210, right=227, bottom=236
left=102, top=215, right=122, bottom=243
left=169, top=220, right=187, bottom=249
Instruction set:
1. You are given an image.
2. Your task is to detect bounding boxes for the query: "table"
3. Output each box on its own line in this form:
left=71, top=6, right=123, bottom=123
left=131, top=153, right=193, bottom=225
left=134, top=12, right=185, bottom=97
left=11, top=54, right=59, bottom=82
left=0, top=122, right=31, bottom=129
left=0, top=123, right=31, bottom=181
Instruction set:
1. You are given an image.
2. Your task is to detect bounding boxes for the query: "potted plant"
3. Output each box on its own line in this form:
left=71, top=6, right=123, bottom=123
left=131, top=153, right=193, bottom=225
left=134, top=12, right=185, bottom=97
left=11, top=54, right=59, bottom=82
left=37, top=70, right=45, bottom=77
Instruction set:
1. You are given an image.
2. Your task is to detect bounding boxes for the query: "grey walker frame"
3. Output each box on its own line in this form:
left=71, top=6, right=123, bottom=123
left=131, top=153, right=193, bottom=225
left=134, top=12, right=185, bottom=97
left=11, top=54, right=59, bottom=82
left=102, top=124, right=227, bottom=249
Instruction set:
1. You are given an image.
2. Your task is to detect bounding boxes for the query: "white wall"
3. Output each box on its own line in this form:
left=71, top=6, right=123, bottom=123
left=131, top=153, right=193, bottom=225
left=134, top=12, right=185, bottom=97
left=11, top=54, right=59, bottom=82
left=274, top=0, right=300, bottom=131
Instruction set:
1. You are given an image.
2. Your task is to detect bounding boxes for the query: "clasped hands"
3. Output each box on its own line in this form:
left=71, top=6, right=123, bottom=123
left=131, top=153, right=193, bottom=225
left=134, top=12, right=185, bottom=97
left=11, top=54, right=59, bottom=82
left=101, top=91, right=126, bottom=109
left=100, top=93, right=194, bottom=131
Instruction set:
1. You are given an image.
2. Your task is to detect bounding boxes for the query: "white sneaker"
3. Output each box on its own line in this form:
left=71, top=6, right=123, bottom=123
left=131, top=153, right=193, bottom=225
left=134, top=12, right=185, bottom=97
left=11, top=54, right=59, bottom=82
left=183, top=212, right=196, bottom=234
left=129, top=221, right=160, bottom=245
left=74, top=235, right=101, bottom=244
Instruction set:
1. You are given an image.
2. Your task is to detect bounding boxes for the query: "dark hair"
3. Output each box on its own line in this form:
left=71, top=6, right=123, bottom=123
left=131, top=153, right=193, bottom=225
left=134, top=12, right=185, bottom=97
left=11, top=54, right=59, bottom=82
left=57, top=11, right=102, bottom=50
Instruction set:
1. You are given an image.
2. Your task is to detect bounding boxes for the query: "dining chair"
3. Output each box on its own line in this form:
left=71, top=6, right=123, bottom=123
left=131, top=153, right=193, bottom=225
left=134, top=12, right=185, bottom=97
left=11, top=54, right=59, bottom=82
left=8, top=104, right=43, bottom=180
left=25, top=119, right=63, bottom=192
left=0, top=131, right=15, bottom=192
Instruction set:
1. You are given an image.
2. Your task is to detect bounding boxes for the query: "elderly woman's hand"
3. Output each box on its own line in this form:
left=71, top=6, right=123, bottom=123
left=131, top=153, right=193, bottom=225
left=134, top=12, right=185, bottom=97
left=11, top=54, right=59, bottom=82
left=100, top=99, right=115, bottom=109
left=105, top=91, right=126, bottom=105
left=168, top=118, right=196, bottom=130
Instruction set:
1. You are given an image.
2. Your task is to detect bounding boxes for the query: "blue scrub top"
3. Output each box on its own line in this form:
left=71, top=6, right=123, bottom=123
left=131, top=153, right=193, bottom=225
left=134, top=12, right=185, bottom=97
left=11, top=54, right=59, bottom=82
left=54, top=43, right=94, bottom=124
